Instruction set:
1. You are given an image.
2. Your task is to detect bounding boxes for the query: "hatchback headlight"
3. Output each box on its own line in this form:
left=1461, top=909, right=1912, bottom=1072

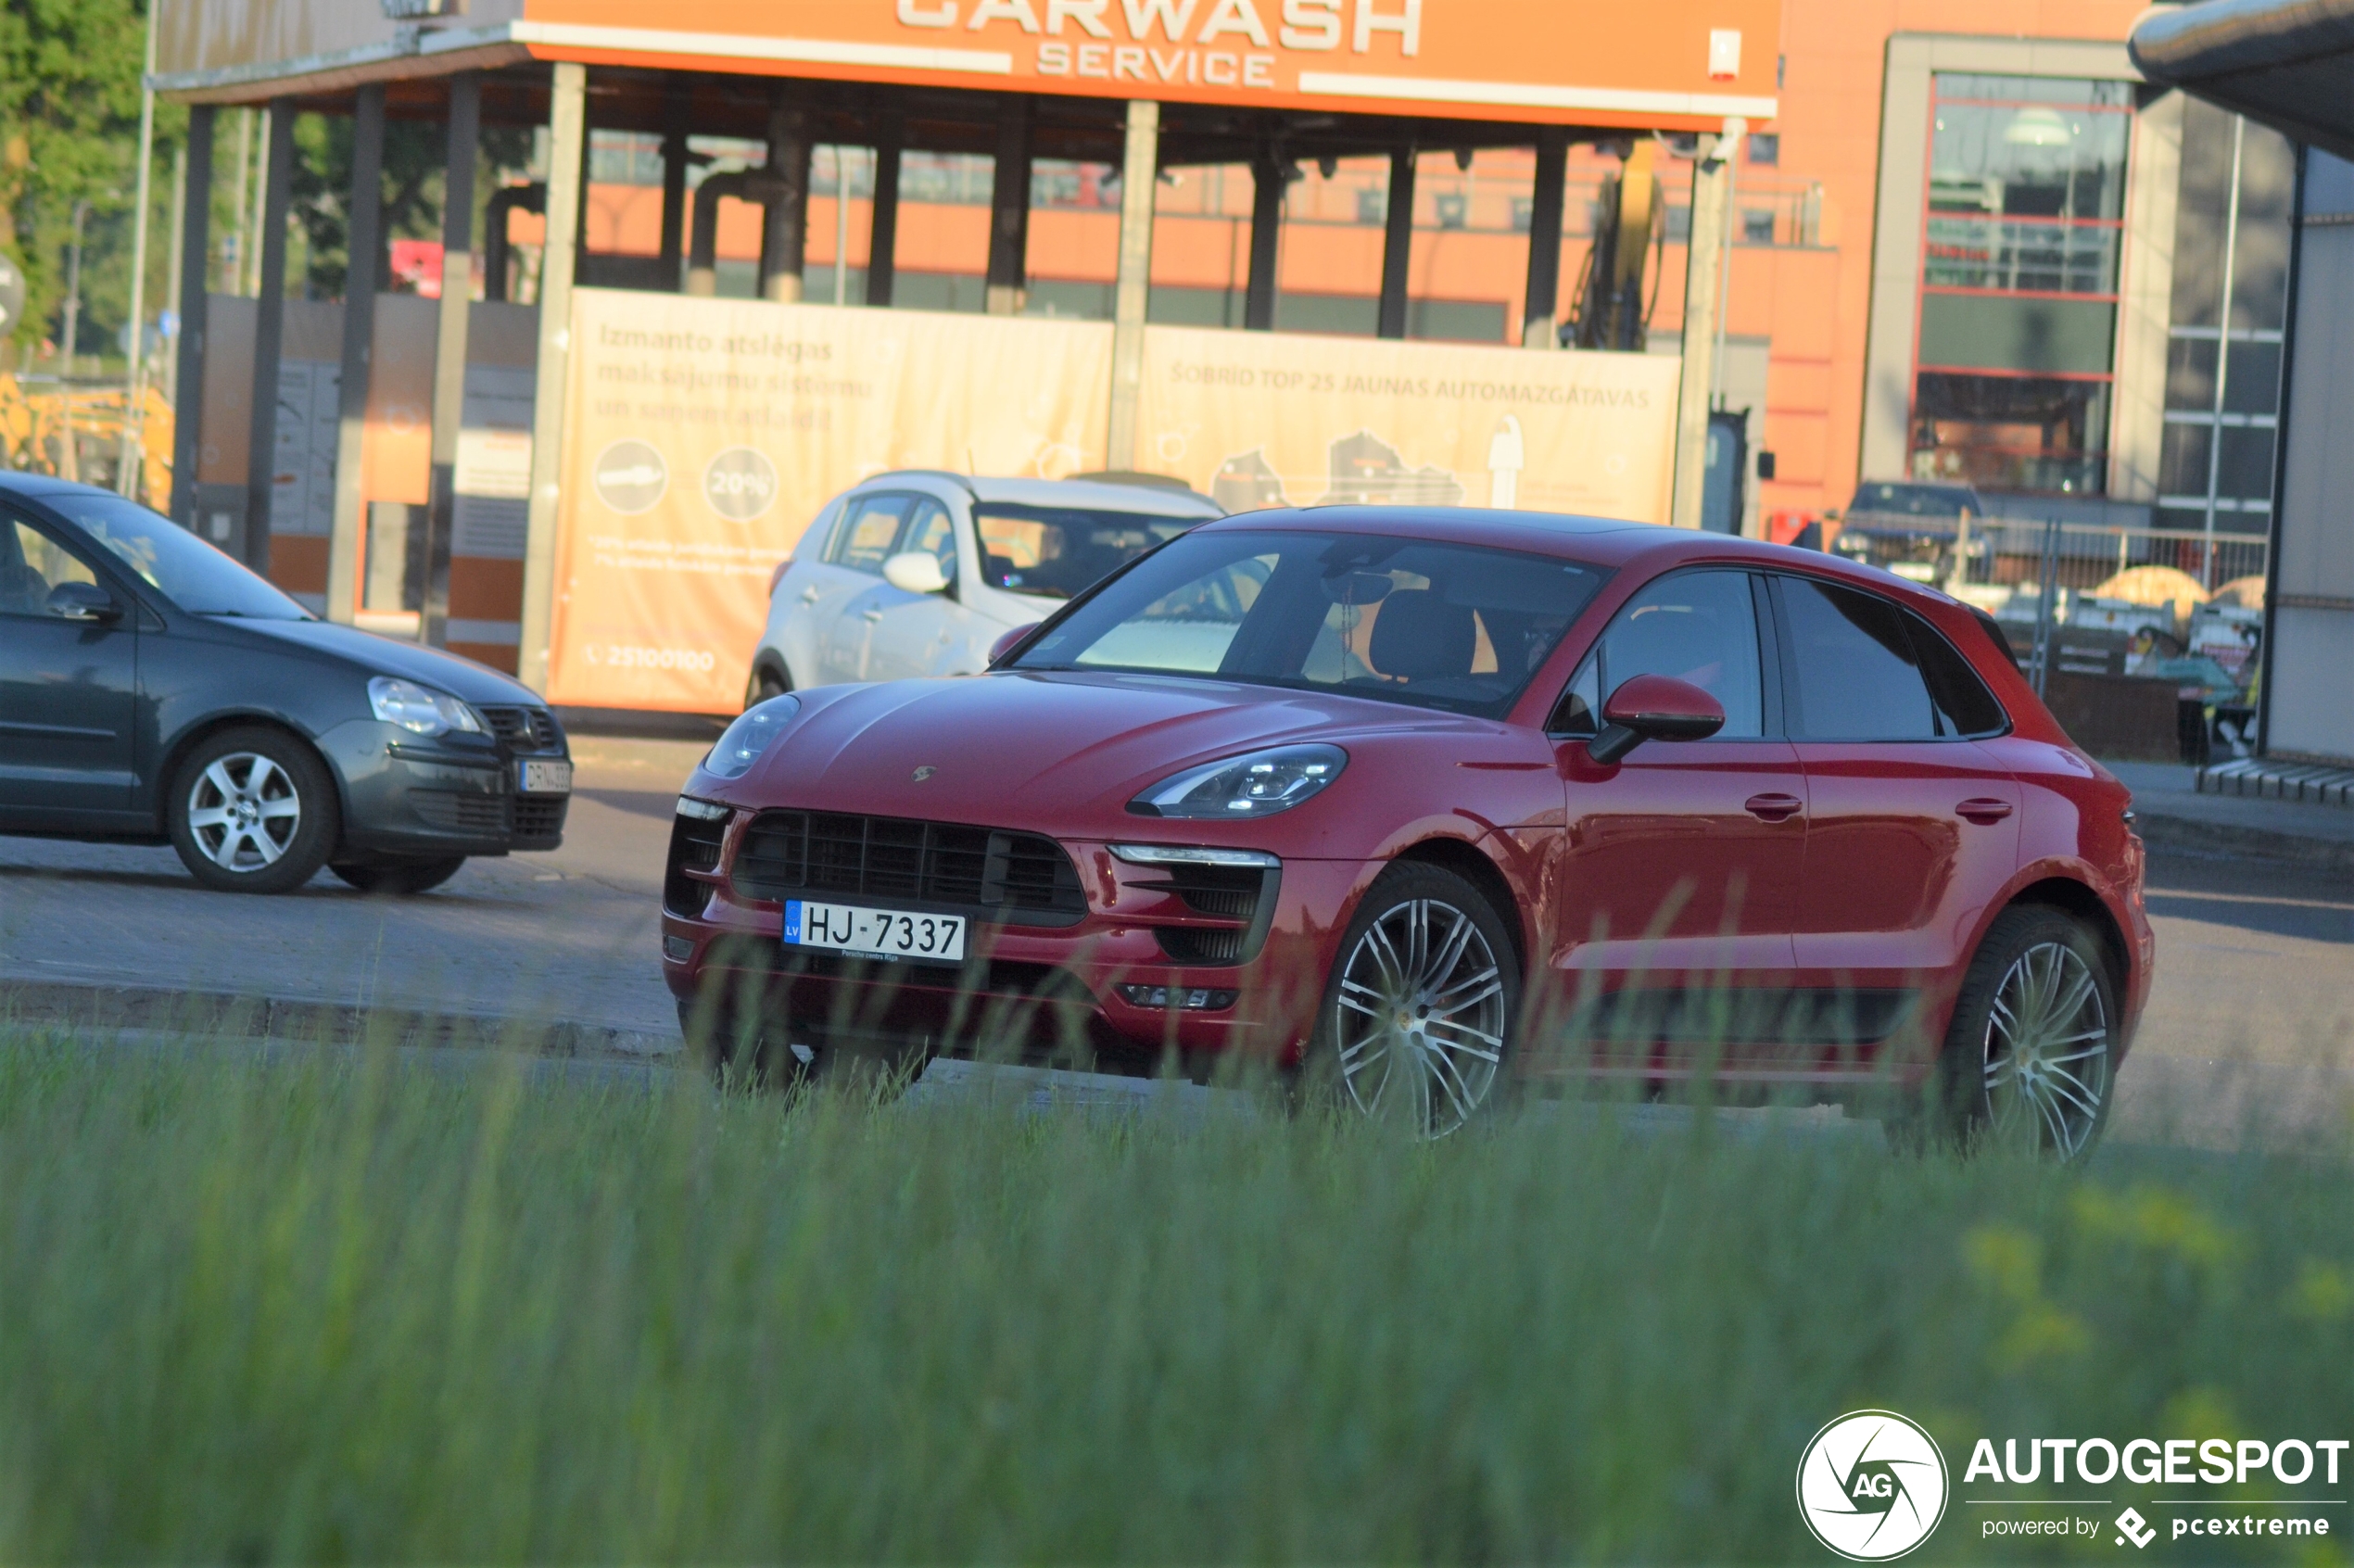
left=369, top=677, right=484, bottom=737
left=1131, top=744, right=1347, bottom=818
left=704, top=695, right=802, bottom=778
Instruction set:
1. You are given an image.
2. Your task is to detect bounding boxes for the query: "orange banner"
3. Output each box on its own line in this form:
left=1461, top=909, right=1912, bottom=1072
left=1137, top=323, right=1678, bottom=522
left=545, top=289, right=1112, bottom=713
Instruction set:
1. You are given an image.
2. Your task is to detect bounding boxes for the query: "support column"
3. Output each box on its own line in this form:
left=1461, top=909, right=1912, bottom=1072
left=759, top=93, right=809, bottom=303
left=1106, top=99, right=1159, bottom=471
left=422, top=72, right=480, bottom=648
left=985, top=98, right=1033, bottom=316
left=1244, top=149, right=1284, bottom=331
left=170, top=106, right=214, bottom=532
left=659, top=79, right=690, bottom=291
left=518, top=62, right=586, bottom=695
left=244, top=97, right=295, bottom=575
left=1376, top=145, right=1416, bottom=340
left=325, top=84, right=386, bottom=627
left=1671, top=128, right=1736, bottom=531
left=1521, top=128, right=1568, bottom=348
left=867, top=114, right=902, bottom=308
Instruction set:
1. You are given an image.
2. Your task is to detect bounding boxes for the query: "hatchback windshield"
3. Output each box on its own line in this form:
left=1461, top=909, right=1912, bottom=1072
left=44, top=495, right=310, bottom=619
left=975, top=504, right=1202, bottom=599
left=1011, top=529, right=1609, bottom=716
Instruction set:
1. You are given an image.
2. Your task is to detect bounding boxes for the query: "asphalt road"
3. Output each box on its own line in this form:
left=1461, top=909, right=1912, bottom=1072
left=2, top=737, right=2347, bottom=1144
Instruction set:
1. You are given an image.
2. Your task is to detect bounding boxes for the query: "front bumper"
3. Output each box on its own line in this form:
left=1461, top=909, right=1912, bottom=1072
left=321, top=718, right=572, bottom=858
left=660, top=820, right=1379, bottom=1062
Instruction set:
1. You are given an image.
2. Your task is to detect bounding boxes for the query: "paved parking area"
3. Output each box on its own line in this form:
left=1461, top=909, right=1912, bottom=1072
left=0, top=737, right=704, bottom=1042
left=2, top=738, right=2347, bottom=1144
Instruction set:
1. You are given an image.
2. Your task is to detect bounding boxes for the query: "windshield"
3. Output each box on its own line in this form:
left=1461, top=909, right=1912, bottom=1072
left=1011, top=529, right=1609, bottom=717
left=1849, top=483, right=1979, bottom=518
left=44, top=495, right=310, bottom=619
left=974, top=504, right=1203, bottom=600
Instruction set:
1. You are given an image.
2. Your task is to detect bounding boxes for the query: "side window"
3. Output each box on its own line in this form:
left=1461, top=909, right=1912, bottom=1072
left=1906, top=613, right=2009, bottom=737
left=1, top=520, right=99, bottom=618
left=901, top=499, right=958, bottom=585
left=1777, top=576, right=1938, bottom=741
left=1550, top=569, right=1764, bottom=739
left=828, top=493, right=913, bottom=573
left=800, top=497, right=845, bottom=562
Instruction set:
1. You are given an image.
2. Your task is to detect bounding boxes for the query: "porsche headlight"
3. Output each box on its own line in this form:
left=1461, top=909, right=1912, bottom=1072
left=1131, top=744, right=1347, bottom=819
left=703, top=695, right=802, bottom=778
left=368, top=677, right=484, bottom=737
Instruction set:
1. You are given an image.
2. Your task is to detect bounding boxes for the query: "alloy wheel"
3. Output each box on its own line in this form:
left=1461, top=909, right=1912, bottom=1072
left=185, top=752, right=303, bottom=874
left=1982, top=940, right=2111, bottom=1158
left=1332, top=896, right=1507, bottom=1137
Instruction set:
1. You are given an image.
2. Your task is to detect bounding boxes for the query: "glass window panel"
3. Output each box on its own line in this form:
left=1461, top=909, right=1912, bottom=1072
left=2229, top=215, right=2294, bottom=334
left=2165, top=336, right=2219, bottom=411
left=972, top=505, right=1199, bottom=600
left=901, top=499, right=958, bottom=583
left=2159, top=423, right=2213, bottom=496
left=1936, top=75, right=2133, bottom=107
left=1923, top=215, right=2119, bottom=293
left=1779, top=578, right=1939, bottom=741
left=1906, top=613, right=2008, bottom=737
left=2169, top=102, right=2238, bottom=331
left=830, top=494, right=913, bottom=572
left=1928, top=97, right=2128, bottom=233
left=1910, top=373, right=2109, bottom=494
left=1577, top=569, right=1764, bottom=740
left=2, top=522, right=97, bottom=616
left=2222, top=340, right=2283, bottom=415
left=1917, top=294, right=2116, bottom=373
left=2217, top=425, right=2276, bottom=500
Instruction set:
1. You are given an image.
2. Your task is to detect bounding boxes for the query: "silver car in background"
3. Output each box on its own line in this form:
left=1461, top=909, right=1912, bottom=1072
left=745, top=473, right=1222, bottom=702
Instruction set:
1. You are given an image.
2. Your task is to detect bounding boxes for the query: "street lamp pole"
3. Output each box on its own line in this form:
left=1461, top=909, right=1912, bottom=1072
left=120, top=5, right=158, bottom=499
left=58, top=197, right=90, bottom=482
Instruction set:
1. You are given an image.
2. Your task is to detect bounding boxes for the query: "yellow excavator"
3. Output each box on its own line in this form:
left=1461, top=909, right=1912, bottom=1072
left=0, top=373, right=176, bottom=508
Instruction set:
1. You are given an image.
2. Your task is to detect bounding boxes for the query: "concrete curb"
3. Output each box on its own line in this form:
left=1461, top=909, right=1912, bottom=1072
left=2133, top=807, right=2354, bottom=873
left=0, top=978, right=681, bottom=1059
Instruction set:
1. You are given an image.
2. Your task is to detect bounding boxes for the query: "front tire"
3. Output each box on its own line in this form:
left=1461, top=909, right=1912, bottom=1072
left=1911, top=905, right=2119, bottom=1161
left=745, top=660, right=790, bottom=709
left=1303, top=863, right=1521, bottom=1137
left=168, top=727, right=339, bottom=894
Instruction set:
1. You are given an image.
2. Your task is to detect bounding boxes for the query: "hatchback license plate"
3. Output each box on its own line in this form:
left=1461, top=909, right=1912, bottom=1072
left=785, top=900, right=967, bottom=963
left=519, top=760, right=572, bottom=795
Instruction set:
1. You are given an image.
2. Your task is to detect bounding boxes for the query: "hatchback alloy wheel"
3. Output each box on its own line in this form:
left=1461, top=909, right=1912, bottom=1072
left=187, top=752, right=303, bottom=872
left=1331, top=891, right=1509, bottom=1137
left=1982, top=939, right=2112, bottom=1159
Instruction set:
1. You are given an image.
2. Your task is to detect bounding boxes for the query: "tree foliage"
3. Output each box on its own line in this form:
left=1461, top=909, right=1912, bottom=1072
left=0, top=0, right=177, bottom=363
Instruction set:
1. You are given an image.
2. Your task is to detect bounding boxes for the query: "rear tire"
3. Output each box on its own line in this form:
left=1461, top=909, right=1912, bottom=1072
left=1902, top=904, right=2119, bottom=1161
left=1299, top=862, right=1522, bottom=1138
left=168, top=727, right=339, bottom=894
left=330, top=856, right=467, bottom=896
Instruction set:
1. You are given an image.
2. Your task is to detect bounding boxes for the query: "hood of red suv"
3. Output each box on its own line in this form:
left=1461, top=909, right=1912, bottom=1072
left=692, top=670, right=1493, bottom=843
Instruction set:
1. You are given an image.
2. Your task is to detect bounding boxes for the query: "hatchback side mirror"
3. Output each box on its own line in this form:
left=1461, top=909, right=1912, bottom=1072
left=45, top=581, right=122, bottom=624
left=883, top=551, right=950, bottom=595
left=1588, top=675, right=1725, bottom=765
left=987, top=622, right=1042, bottom=666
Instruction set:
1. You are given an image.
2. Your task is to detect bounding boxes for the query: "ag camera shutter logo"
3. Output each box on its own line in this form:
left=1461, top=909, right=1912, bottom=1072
left=1797, top=1410, right=1950, bottom=1561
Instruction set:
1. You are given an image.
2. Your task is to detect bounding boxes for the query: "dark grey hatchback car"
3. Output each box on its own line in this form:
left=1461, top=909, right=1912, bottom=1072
left=0, top=474, right=569, bottom=893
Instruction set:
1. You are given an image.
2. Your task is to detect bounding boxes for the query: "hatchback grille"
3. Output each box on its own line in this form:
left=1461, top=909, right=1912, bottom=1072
left=512, top=795, right=568, bottom=841
left=733, top=812, right=1085, bottom=925
left=411, top=790, right=506, bottom=835
left=479, top=705, right=562, bottom=753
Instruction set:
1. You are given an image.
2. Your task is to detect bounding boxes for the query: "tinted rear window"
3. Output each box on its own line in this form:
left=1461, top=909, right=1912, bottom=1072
left=1908, top=615, right=2010, bottom=737
left=1778, top=577, right=1939, bottom=740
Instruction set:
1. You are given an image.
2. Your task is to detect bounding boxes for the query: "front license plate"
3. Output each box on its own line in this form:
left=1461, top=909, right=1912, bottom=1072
left=784, top=900, right=967, bottom=963
left=519, top=760, right=573, bottom=795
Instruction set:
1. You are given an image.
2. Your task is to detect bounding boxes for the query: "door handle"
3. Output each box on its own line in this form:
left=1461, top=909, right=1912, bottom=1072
left=862, top=609, right=884, bottom=623
left=798, top=587, right=821, bottom=605
left=1956, top=797, right=2014, bottom=825
left=1744, top=792, right=1803, bottom=822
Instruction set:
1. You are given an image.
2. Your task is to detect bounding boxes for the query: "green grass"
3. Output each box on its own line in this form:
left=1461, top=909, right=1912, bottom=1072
left=0, top=1033, right=2347, bottom=1563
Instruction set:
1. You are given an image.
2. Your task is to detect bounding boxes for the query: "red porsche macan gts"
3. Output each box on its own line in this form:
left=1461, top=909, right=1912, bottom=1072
left=662, top=506, right=2152, bottom=1152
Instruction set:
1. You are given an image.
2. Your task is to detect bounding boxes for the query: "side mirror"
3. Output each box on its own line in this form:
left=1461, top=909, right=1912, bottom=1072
left=987, top=621, right=1042, bottom=666
left=46, top=581, right=122, bottom=624
left=1587, top=675, right=1726, bottom=765
left=882, top=551, right=950, bottom=595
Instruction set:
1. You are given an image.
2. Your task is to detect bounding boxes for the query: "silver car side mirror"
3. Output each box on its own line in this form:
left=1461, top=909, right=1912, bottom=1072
left=882, top=551, right=950, bottom=595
